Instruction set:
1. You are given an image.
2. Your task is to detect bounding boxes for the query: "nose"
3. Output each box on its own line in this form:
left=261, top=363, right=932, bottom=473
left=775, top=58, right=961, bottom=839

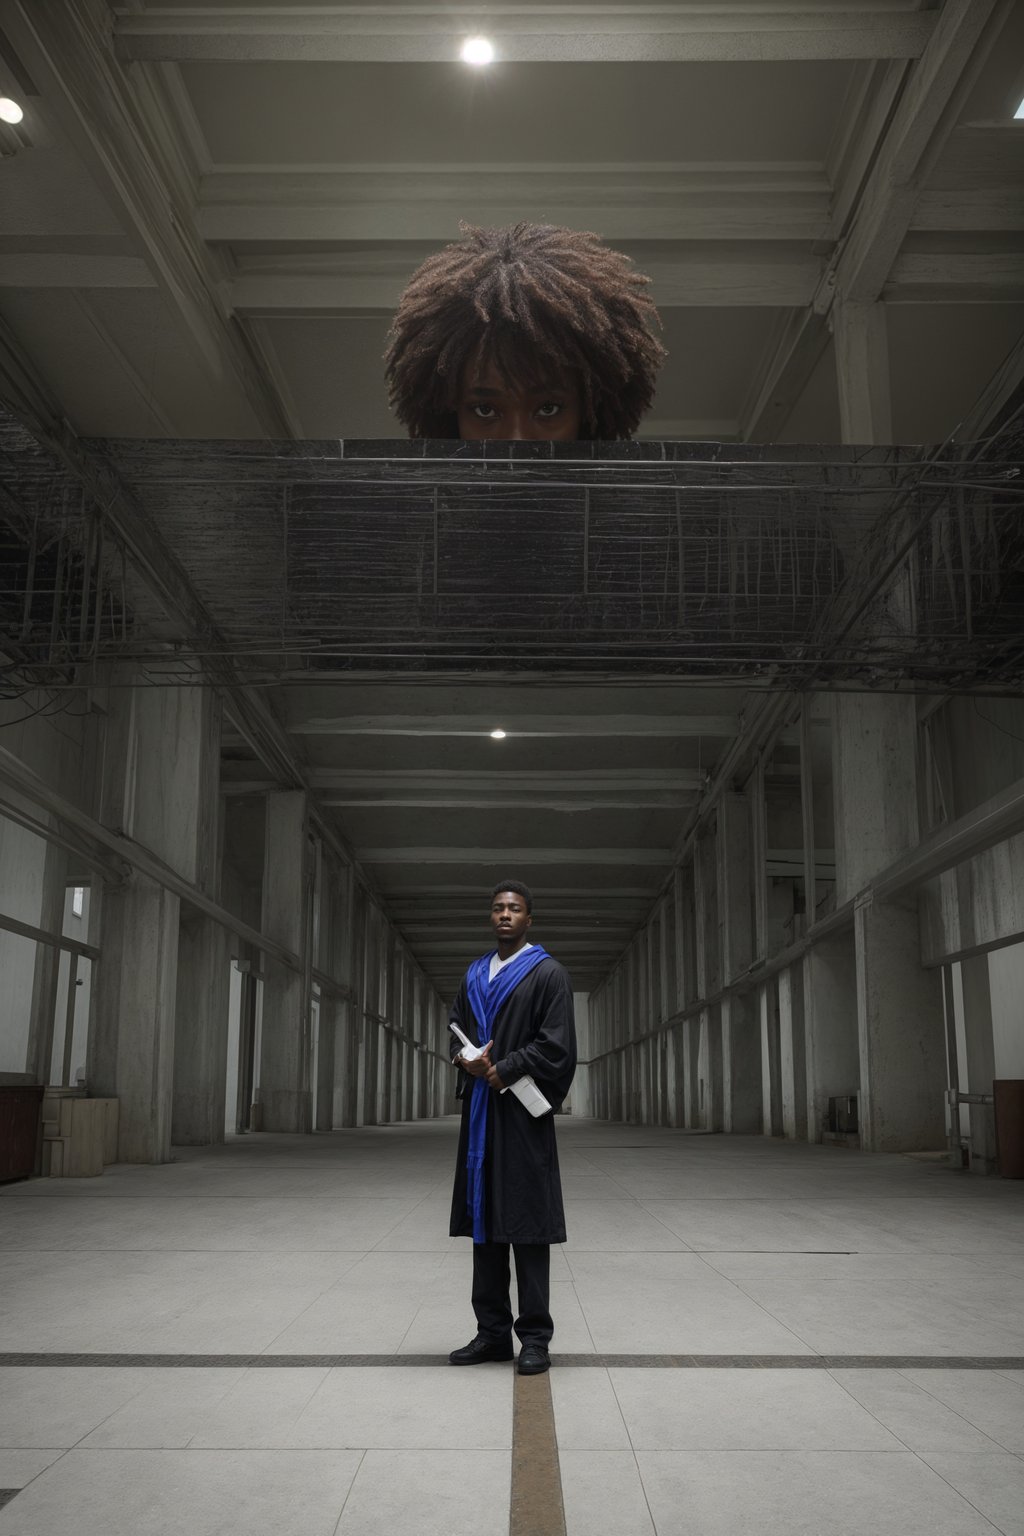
left=505, top=411, right=542, bottom=441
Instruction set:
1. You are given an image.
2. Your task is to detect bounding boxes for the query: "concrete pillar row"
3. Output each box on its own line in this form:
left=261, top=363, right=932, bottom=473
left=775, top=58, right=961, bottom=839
left=694, top=823, right=723, bottom=1131
left=778, top=965, right=808, bottom=1141
left=172, top=914, right=231, bottom=1145
left=258, top=789, right=311, bottom=1133
left=334, top=869, right=362, bottom=1129
left=717, top=791, right=762, bottom=1134
left=832, top=692, right=947, bottom=1152
left=90, top=876, right=180, bottom=1161
left=855, top=894, right=946, bottom=1152
left=802, top=934, right=859, bottom=1143
left=26, top=832, right=69, bottom=1086
left=89, top=671, right=222, bottom=1162
left=314, top=854, right=341, bottom=1135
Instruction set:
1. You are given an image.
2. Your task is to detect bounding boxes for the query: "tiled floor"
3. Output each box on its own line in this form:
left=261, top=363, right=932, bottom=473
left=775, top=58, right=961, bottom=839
left=1, top=1117, right=1023, bottom=1534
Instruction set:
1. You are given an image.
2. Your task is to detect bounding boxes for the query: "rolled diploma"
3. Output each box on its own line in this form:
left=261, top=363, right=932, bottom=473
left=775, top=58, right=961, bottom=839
left=449, top=1023, right=552, bottom=1117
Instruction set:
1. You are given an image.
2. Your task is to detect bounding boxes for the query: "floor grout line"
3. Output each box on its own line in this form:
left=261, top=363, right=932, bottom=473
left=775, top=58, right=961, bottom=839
left=3, top=1354, right=1024, bottom=1369
left=329, top=1447, right=366, bottom=1536
left=906, top=1450, right=1008, bottom=1535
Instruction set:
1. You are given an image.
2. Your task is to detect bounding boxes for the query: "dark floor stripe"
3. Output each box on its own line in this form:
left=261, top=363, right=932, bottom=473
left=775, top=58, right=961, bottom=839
left=1, top=1353, right=1022, bottom=1369
left=511, top=1370, right=565, bottom=1536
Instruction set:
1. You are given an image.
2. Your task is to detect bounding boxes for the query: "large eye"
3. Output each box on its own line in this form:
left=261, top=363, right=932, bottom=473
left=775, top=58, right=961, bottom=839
left=471, top=404, right=497, bottom=420
left=536, top=402, right=562, bottom=418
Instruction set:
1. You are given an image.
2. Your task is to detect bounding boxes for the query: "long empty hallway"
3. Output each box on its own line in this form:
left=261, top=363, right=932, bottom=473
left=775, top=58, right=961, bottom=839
left=2, top=1118, right=1023, bottom=1534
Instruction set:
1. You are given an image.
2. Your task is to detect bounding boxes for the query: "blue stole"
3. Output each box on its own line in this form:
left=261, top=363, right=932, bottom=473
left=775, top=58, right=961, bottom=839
left=464, top=944, right=549, bottom=1243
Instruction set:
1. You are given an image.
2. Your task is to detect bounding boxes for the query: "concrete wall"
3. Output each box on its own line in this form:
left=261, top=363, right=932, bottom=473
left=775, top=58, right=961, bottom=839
left=0, top=681, right=452, bottom=1158
left=989, top=943, right=1024, bottom=1078
left=585, top=691, right=1007, bottom=1158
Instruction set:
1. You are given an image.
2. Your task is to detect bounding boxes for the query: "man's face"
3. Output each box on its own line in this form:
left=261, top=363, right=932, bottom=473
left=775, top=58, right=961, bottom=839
left=458, top=356, right=583, bottom=441
left=490, top=890, right=532, bottom=945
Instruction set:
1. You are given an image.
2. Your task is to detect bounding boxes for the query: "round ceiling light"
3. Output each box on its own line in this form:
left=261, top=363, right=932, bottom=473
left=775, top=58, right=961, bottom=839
left=490, top=728, right=507, bottom=739
left=461, top=37, right=495, bottom=66
left=0, top=97, right=24, bottom=124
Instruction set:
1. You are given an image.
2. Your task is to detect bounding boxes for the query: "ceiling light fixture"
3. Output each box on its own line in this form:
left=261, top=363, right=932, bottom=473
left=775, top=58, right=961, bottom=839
left=0, top=97, right=24, bottom=124
left=490, top=728, right=507, bottom=739
left=461, top=36, right=495, bottom=66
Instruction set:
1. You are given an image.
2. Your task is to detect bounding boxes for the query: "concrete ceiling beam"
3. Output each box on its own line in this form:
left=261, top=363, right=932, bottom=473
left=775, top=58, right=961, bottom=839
left=230, top=250, right=823, bottom=313
left=115, top=6, right=934, bottom=66
left=357, top=848, right=674, bottom=865
left=306, top=770, right=709, bottom=788
left=377, top=885, right=660, bottom=899
left=309, top=769, right=707, bottom=807
left=742, top=0, right=1013, bottom=440
left=287, top=714, right=741, bottom=738
left=814, top=0, right=1013, bottom=311
left=883, top=251, right=1024, bottom=302
left=321, top=794, right=702, bottom=810
left=2, top=0, right=298, bottom=438
left=0, top=254, right=157, bottom=287
left=197, top=166, right=834, bottom=246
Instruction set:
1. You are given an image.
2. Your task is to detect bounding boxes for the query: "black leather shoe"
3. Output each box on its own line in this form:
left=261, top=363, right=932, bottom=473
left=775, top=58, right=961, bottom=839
left=517, top=1344, right=551, bottom=1375
left=448, top=1334, right=514, bottom=1365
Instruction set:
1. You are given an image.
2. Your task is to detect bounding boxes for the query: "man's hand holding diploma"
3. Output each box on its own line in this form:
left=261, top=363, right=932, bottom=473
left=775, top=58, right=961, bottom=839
left=456, top=1042, right=505, bottom=1091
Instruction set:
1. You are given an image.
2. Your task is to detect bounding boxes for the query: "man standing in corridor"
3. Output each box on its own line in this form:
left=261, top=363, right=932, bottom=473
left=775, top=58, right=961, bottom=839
left=448, top=881, right=577, bottom=1376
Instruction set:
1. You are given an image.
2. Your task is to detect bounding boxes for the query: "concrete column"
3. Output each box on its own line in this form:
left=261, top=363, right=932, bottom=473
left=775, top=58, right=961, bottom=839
left=759, top=980, right=783, bottom=1136
left=172, top=915, right=231, bottom=1144
left=313, top=859, right=342, bottom=1134
left=423, top=994, right=434, bottom=1118
left=401, top=961, right=414, bottom=1121
left=360, top=908, right=381, bottom=1126
left=833, top=691, right=943, bottom=1150
left=683, top=1019, right=700, bottom=1128
left=314, top=983, right=337, bottom=1133
left=672, top=867, right=687, bottom=1010
left=778, top=964, right=808, bottom=1140
left=833, top=692, right=918, bottom=901
left=802, top=934, right=859, bottom=1142
left=799, top=703, right=818, bottom=924
left=259, top=790, right=311, bottom=1133
left=26, top=834, right=69, bottom=1084
left=665, top=1023, right=683, bottom=1128
left=90, top=876, right=180, bottom=1160
left=405, top=993, right=417, bottom=1121
left=89, top=676, right=218, bottom=1162
left=751, top=756, right=769, bottom=962
left=957, top=954, right=997, bottom=1174
left=379, top=1027, right=393, bottom=1124
left=694, top=824, right=722, bottom=1131
left=658, top=900, right=671, bottom=1023
left=442, top=995, right=460, bottom=1115
left=855, top=893, right=946, bottom=1152
left=333, top=868, right=360, bottom=1129
left=622, top=944, right=635, bottom=1120
left=834, top=299, right=893, bottom=445
left=171, top=690, right=228, bottom=1146
left=718, top=792, right=761, bottom=1133
left=411, top=982, right=422, bottom=1121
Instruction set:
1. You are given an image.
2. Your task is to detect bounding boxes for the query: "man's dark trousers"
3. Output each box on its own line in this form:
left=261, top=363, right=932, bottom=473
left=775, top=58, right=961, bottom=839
left=472, top=1241, right=552, bottom=1347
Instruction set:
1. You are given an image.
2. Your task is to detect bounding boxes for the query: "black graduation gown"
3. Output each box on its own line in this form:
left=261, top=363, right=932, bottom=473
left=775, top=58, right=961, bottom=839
left=448, top=955, right=577, bottom=1245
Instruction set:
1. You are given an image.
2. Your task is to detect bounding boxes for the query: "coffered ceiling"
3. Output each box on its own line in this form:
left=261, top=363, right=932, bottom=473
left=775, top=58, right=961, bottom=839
left=1, top=0, right=1022, bottom=446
